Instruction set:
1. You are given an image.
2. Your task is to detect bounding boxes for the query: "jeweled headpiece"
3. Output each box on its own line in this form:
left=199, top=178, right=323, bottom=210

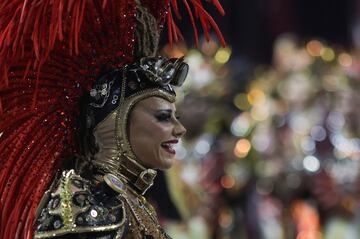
left=77, top=56, right=189, bottom=195
left=88, top=56, right=188, bottom=125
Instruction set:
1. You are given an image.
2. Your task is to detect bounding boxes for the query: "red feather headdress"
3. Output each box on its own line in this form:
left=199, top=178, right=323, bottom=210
left=0, top=1, right=224, bottom=238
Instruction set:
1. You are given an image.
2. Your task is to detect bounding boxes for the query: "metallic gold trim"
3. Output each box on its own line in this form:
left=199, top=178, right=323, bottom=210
left=134, top=169, right=157, bottom=193
left=61, top=170, right=75, bottom=229
left=114, top=223, right=126, bottom=239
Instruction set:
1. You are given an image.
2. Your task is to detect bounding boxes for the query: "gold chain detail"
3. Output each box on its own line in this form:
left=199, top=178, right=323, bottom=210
left=60, top=170, right=75, bottom=229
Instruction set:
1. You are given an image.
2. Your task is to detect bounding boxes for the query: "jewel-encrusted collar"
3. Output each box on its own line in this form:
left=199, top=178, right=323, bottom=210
left=116, top=157, right=158, bottom=195
left=93, top=152, right=157, bottom=195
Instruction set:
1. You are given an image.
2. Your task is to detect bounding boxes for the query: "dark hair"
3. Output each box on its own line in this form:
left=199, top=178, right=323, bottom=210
left=74, top=93, right=99, bottom=177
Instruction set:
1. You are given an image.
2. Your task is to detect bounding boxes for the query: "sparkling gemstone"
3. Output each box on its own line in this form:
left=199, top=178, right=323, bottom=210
left=72, top=179, right=83, bottom=188
left=47, top=199, right=54, bottom=209
left=101, top=89, right=107, bottom=96
left=53, top=220, right=62, bottom=229
left=52, top=197, right=60, bottom=208
left=90, top=209, right=98, bottom=218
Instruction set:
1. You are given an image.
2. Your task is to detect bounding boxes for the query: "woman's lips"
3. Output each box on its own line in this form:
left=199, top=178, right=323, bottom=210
left=161, top=139, right=178, bottom=155
left=162, top=146, right=176, bottom=155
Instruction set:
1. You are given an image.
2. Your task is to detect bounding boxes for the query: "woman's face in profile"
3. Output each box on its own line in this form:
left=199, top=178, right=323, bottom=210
left=129, top=96, right=186, bottom=169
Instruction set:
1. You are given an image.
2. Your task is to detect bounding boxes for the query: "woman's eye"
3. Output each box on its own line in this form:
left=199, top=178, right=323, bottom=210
left=154, top=113, right=171, bottom=122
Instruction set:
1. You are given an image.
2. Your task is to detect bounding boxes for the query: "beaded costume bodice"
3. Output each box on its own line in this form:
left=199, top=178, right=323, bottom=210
left=34, top=170, right=171, bottom=239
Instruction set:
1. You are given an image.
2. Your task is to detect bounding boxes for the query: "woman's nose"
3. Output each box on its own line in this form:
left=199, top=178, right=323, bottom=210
left=173, top=121, right=187, bottom=138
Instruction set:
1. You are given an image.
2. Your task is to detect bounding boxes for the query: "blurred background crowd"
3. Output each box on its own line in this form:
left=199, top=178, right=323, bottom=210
left=148, top=0, right=360, bottom=238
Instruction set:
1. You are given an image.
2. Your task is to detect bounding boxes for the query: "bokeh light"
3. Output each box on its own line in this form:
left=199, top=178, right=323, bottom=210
left=306, top=40, right=323, bottom=57
left=214, top=47, right=232, bottom=64
left=296, top=231, right=322, bottom=239
left=230, top=113, right=251, bottom=137
left=218, top=209, right=234, bottom=229
left=252, top=133, right=271, bottom=153
left=338, top=53, right=353, bottom=67
left=310, top=125, right=327, bottom=142
left=326, top=111, right=345, bottom=132
left=321, top=47, right=335, bottom=61
left=221, top=175, right=236, bottom=189
left=201, top=40, right=219, bottom=56
left=195, top=139, right=211, bottom=155
left=247, top=89, right=265, bottom=105
left=233, top=93, right=251, bottom=110
left=303, top=156, right=320, bottom=172
left=250, top=102, right=270, bottom=121
left=301, top=137, right=316, bottom=154
left=175, top=142, right=188, bottom=160
left=234, top=139, right=251, bottom=158
left=161, top=33, right=359, bottom=239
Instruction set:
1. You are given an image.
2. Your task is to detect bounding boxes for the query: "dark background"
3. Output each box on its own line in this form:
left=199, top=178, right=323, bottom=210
left=170, top=0, right=357, bottom=64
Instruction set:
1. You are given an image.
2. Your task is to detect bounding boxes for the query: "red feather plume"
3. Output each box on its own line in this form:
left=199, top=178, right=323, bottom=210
left=0, top=0, right=225, bottom=238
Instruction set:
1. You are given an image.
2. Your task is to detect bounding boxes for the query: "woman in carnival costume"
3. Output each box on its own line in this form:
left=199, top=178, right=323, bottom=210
left=0, top=0, right=224, bottom=238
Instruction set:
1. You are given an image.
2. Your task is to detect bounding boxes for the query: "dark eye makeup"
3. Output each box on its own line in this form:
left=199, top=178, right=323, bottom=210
left=154, top=110, right=172, bottom=122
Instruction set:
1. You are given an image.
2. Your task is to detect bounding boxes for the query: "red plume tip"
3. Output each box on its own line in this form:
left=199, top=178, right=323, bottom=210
left=167, top=0, right=226, bottom=47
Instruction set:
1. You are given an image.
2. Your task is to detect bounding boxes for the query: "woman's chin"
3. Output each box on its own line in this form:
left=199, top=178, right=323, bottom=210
left=157, top=157, right=174, bottom=170
left=139, top=152, right=175, bottom=170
